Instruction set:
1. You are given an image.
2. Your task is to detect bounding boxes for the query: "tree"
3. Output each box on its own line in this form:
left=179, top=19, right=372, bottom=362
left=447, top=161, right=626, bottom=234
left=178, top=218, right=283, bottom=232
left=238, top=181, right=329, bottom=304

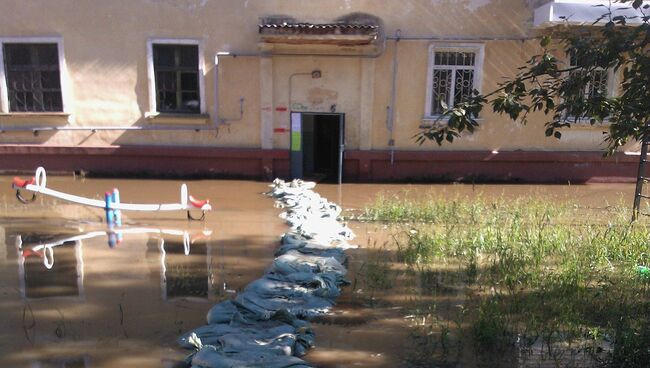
left=416, top=0, right=650, bottom=156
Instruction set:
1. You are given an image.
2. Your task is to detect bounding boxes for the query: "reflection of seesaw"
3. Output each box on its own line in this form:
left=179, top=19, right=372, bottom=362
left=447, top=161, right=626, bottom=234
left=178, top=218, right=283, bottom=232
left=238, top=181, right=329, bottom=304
left=12, top=167, right=212, bottom=221
left=17, top=227, right=213, bottom=269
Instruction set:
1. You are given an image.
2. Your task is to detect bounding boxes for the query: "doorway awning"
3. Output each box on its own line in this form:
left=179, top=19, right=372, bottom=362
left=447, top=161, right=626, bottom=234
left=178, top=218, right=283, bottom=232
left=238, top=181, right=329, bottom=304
left=258, top=18, right=383, bottom=56
left=534, top=0, right=647, bottom=28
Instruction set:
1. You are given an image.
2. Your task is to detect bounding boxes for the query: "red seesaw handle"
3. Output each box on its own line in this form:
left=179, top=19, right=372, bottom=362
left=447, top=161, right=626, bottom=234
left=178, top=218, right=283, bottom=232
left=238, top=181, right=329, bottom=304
left=13, top=176, right=35, bottom=188
left=188, top=195, right=210, bottom=209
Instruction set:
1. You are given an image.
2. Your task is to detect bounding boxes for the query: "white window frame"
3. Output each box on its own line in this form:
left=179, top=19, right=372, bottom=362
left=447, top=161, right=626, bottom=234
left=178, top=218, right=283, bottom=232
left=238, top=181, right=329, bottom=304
left=424, top=43, right=485, bottom=119
left=0, top=36, right=72, bottom=114
left=146, top=38, right=206, bottom=116
left=565, top=53, right=617, bottom=124
left=568, top=52, right=617, bottom=99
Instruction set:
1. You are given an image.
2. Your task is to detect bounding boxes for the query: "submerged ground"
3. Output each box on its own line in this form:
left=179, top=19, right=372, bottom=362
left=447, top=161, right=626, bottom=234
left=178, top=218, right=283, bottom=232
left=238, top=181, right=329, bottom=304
left=0, top=175, right=641, bottom=367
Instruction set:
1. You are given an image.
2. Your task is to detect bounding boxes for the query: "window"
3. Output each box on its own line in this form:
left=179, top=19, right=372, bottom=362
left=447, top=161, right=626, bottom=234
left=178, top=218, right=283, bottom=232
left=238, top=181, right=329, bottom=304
left=150, top=43, right=202, bottom=114
left=2, top=43, right=63, bottom=112
left=569, top=52, right=612, bottom=98
left=565, top=51, right=616, bottom=120
left=425, top=44, right=484, bottom=118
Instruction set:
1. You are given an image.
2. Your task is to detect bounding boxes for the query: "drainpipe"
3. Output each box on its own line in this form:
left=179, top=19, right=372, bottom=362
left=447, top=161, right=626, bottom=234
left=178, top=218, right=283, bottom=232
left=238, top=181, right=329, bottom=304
left=386, top=29, right=401, bottom=165
left=214, top=52, right=225, bottom=126
left=385, top=35, right=531, bottom=41
left=214, top=52, right=245, bottom=126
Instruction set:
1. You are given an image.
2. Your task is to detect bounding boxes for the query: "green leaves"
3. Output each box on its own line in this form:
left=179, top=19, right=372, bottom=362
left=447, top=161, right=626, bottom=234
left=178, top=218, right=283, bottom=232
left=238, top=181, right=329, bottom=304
left=545, top=127, right=554, bottom=137
left=417, top=3, right=650, bottom=153
left=415, top=93, right=485, bottom=146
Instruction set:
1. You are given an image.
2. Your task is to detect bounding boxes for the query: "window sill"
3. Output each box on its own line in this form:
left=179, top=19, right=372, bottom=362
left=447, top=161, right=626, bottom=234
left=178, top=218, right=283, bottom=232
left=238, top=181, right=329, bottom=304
left=0, top=111, right=72, bottom=118
left=0, top=112, right=72, bottom=124
left=560, top=118, right=611, bottom=130
left=419, top=116, right=483, bottom=129
left=145, top=112, right=210, bottom=124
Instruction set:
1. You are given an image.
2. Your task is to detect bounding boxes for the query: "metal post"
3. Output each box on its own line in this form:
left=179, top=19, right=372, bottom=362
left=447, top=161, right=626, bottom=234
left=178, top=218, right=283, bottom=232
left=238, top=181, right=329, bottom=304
left=633, top=141, right=649, bottom=221
left=338, top=114, right=345, bottom=185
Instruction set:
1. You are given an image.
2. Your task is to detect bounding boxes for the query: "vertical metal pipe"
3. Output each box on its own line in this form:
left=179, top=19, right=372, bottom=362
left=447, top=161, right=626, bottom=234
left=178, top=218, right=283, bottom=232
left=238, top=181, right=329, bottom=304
left=338, top=116, right=344, bottom=185
left=633, top=129, right=650, bottom=220
left=214, top=52, right=231, bottom=126
left=214, top=56, right=220, bottom=126
left=212, top=52, right=221, bottom=127
left=388, top=30, right=401, bottom=165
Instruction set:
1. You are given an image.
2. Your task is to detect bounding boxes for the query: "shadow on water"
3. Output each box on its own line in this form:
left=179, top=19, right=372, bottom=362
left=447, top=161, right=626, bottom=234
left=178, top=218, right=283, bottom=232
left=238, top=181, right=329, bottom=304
left=0, top=216, right=278, bottom=367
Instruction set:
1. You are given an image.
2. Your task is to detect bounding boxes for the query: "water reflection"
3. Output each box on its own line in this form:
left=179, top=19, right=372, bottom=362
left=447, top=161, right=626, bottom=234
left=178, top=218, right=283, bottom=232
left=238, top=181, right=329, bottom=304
left=0, top=178, right=289, bottom=368
left=11, top=225, right=215, bottom=303
left=17, top=235, right=84, bottom=300
left=30, top=356, right=90, bottom=368
left=156, top=237, right=211, bottom=301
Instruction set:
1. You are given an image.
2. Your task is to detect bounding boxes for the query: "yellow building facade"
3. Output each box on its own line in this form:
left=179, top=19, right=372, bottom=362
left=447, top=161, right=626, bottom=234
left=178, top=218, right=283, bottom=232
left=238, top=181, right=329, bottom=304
left=0, top=0, right=639, bottom=182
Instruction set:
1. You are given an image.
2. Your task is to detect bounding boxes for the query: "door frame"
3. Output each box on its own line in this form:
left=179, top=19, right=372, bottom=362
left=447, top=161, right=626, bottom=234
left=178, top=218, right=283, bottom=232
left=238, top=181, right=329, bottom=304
left=289, top=111, right=345, bottom=184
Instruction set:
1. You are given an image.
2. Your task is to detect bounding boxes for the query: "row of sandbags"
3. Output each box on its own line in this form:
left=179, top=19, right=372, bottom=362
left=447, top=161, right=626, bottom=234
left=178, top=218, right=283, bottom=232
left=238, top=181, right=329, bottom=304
left=178, top=179, right=355, bottom=367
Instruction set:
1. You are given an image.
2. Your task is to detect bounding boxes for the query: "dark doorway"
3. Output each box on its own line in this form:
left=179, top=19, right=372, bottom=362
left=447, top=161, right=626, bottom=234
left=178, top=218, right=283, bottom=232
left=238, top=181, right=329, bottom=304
left=301, top=114, right=343, bottom=183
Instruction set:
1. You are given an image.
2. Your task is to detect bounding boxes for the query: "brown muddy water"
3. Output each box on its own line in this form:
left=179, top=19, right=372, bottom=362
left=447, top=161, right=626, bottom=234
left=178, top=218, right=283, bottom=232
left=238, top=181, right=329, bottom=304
left=0, top=175, right=635, bottom=368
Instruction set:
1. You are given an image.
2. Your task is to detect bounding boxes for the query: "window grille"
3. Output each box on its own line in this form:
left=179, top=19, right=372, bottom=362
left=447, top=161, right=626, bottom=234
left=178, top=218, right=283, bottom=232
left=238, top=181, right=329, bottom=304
left=3, top=43, right=62, bottom=112
left=430, top=50, right=477, bottom=116
left=565, top=51, right=613, bottom=121
left=569, top=52, right=609, bottom=99
left=153, top=44, right=200, bottom=113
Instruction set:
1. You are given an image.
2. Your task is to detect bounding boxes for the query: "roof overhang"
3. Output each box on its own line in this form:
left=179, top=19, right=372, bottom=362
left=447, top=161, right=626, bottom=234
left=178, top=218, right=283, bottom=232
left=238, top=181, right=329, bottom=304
left=258, top=21, right=383, bottom=56
left=534, top=0, right=646, bottom=28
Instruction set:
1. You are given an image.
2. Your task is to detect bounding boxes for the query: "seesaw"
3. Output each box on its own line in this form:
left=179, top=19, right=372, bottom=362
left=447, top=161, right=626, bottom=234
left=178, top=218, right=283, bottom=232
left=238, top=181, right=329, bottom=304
left=12, top=167, right=212, bottom=221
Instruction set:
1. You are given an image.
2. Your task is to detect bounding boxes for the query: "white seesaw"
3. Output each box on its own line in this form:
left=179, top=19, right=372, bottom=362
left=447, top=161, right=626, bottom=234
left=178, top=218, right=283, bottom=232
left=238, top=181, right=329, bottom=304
left=12, top=167, right=212, bottom=221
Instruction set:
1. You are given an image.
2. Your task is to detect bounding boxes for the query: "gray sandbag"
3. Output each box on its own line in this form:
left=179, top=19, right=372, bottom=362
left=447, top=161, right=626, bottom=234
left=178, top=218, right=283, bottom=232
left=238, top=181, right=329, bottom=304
left=191, top=345, right=312, bottom=368
left=271, top=252, right=347, bottom=280
left=266, top=271, right=343, bottom=298
left=179, top=179, right=355, bottom=367
left=206, top=300, right=241, bottom=325
left=236, top=289, right=334, bottom=319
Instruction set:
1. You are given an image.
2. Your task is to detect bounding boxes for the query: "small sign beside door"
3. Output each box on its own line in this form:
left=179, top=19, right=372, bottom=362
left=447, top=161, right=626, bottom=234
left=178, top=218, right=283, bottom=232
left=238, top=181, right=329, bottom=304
left=290, top=113, right=302, bottom=152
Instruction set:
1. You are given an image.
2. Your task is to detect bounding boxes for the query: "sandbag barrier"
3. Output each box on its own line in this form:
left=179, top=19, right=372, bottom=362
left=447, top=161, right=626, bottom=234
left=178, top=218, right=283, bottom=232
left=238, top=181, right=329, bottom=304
left=178, top=179, right=356, bottom=367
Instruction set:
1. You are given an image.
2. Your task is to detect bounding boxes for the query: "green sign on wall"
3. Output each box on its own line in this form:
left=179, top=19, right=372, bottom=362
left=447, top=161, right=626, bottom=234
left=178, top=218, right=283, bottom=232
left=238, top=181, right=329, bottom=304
left=291, top=132, right=301, bottom=151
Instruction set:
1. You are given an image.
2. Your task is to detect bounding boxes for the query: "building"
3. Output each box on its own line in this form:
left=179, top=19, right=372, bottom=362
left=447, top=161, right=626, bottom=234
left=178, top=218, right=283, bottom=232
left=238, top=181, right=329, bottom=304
left=0, top=0, right=642, bottom=182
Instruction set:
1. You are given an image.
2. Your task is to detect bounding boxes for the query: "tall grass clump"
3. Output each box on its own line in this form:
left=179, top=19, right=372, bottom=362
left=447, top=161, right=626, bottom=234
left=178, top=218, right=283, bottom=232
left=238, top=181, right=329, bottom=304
left=360, top=194, right=650, bottom=367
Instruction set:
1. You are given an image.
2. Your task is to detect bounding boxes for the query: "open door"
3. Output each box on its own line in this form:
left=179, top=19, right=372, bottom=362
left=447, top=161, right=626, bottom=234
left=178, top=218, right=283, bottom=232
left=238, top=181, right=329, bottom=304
left=290, top=112, right=345, bottom=183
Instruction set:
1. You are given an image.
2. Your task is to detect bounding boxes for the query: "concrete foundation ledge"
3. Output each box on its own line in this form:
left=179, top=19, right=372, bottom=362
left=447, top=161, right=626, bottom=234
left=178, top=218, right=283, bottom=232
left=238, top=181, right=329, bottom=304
left=345, top=150, right=639, bottom=183
left=0, top=145, right=639, bottom=183
left=0, top=145, right=290, bottom=180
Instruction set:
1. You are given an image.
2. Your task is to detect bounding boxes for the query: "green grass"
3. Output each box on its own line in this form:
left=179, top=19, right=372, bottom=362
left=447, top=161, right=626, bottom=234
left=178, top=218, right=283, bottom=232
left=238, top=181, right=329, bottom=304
left=357, top=195, right=650, bottom=367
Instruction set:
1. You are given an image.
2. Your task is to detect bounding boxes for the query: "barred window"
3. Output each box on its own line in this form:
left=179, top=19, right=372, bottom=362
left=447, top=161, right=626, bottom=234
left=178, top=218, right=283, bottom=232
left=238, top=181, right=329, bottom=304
left=569, top=52, right=609, bottom=99
left=565, top=51, right=614, bottom=121
left=427, top=46, right=483, bottom=118
left=3, top=43, right=63, bottom=112
left=153, top=44, right=200, bottom=113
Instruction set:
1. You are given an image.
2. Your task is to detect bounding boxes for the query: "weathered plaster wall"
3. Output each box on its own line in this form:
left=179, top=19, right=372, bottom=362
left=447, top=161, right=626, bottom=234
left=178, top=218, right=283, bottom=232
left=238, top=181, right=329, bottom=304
left=271, top=56, right=362, bottom=150
left=0, top=0, right=625, bottom=153
left=374, top=39, right=613, bottom=152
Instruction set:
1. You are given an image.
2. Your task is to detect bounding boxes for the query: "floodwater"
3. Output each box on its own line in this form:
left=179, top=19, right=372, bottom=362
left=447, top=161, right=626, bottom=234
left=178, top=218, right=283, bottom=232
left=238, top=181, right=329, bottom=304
left=0, top=176, right=284, bottom=368
left=308, top=182, right=637, bottom=368
left=0, top=175, right=636, bottom=368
